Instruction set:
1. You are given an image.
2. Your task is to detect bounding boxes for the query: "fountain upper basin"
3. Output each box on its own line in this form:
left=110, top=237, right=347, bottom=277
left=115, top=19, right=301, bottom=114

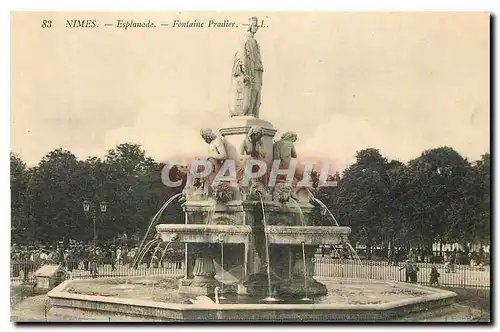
left=156, top=224, right=251, bottom=243
left=264, top=225, right=351, bottom=245
left=156, top=224, right=350, bottom=246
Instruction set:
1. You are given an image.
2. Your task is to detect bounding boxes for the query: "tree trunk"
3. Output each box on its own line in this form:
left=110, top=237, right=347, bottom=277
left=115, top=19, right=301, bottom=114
left=427, top=239, right=434, bottom=263
left=367, top=236, right=372, bottom=260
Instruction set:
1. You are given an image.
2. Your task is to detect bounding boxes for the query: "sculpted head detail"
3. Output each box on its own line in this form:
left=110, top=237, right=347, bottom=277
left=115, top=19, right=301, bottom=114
left=281, top=131, right=298, bottom=142
left=200, top=128, right=217, bottom=144
left=248, top=125, right=264, bottom=142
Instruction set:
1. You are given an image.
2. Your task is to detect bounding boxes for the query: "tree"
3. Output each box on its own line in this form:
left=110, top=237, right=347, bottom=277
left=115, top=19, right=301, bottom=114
left=10, top=153, right=30, bottom=243
left=404, top=147, right=470, bottom=251
left=474, top=153, right=491, bottom=243
left=334, top=149, right=391, bottom=259
left=381, top=160, right=410, bottom=249
left=25, top=149, right=80, bottom=243
left=11, top=142, right=490, bottom=252
left=445, top=153, right=490, bottom=245
left=103, top=143, right=183, bottom=240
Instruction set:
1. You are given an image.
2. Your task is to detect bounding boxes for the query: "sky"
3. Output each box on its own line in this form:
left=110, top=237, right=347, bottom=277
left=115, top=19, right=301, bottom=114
left=11, top=12, right=490, bottom=170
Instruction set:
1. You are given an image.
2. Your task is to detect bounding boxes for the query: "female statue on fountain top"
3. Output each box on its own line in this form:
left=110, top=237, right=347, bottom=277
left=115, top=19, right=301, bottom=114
left=229, top=17, right=264, bottom=118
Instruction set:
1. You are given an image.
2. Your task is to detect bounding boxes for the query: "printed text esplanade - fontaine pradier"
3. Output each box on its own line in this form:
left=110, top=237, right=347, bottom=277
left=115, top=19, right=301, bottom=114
left=172, top=20, right=237, bottom=28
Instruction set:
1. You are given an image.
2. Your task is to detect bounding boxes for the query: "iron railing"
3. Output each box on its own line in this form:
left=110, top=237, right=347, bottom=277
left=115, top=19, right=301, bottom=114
left=314, top=257, right=490, bottom=289
left=11, top=257, right=490, bottom=289
left=10, top=259, right=183, bottom=285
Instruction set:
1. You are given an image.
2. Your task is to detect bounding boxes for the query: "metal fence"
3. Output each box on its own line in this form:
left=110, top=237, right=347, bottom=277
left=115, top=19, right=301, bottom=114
left=10, top=260, right=183, bottom=286
left=314, top=258, right=490, bottom=289
left=11, top=257, right=490, bottom=289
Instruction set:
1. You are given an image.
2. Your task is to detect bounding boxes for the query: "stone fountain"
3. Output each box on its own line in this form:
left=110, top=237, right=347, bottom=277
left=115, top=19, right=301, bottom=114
left=46, top=17, right=457, bottom=322
left=155, top=16, right=351, bottom=298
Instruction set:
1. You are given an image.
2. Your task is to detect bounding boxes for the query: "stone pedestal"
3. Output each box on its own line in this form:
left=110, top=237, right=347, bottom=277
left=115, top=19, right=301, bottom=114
left=183, top=201, right=216, bottom=224
left=183, top=243, right=193, bottom=279
left=34, top=264, right=68, bottom=290
left=219, top=116, right=276, bottom=166
left=178, top=245, right=220, bottom=295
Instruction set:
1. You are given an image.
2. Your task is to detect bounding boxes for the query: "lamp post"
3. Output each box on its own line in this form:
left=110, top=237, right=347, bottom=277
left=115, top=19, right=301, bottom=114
left=83, top=200, right=107, bottom=278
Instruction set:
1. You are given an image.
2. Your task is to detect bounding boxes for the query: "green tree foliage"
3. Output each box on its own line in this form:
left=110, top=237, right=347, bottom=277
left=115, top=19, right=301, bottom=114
left=10, top=153, right=30, bottom=243
left=12, top=144, right=184, bottom=245
left=404, top=147, right=470, bottom=250
left=10, top=144, right=490, bottom=248
left=24, top=149, right=80, bottom=243
left=333, top=149, right=392, bottom=258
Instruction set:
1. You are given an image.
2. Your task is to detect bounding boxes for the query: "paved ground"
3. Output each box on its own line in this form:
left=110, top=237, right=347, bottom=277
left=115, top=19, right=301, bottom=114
left=11, top=283, right=489, bottom=322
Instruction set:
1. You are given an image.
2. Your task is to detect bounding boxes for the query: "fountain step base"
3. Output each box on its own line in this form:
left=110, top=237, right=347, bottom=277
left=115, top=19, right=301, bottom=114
left=278, top=277, right=328, bottom=297
left=240, top=273, right=281, bottom=297
left=178, top=277, right=221, bottom=296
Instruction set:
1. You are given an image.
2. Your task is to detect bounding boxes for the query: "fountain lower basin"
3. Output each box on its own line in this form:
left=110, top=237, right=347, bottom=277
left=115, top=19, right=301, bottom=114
left=154, top=223, right=353, bottom=297
left=47, top=276, right=457, bottom=322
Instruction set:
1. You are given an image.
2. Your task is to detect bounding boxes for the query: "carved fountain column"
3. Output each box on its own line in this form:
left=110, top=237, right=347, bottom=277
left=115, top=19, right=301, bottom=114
left=290, top=245, right=315, bottom=278
left=184, top=243, right=194, bottom=279
left=279, top=245, right=327, bottom=297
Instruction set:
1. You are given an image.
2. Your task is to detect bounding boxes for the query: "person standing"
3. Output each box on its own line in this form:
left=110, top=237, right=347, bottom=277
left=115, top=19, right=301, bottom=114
left=127, top=249, right=134, bottom=266
left=387, top=248, right=393, bottom=266
left=110, top=246, right=117, bottom=271
left=393, top=249, right=400, bottom=266
left=39, top=250, right=48, bottom=265
left=21, top=250, right=32, bottom=283
left=410, top=263, right=419, bottom=283
left=122, top=247, right=128, bottom=266
left=90, top=250, right=98, bottom=278
left=143, top=250, right=151, bottom=269
left=429, top=265, right=440, bottom=286
left=478, top=247, right=485, bottom=265
left=175, top=249, right=183, bottom=269
left=399, top=260, right=413, bottom=283
left=449, top=252, right=456, bottom=273
left=57, top=246, right=66, bottom=267
left=82, top=247, right=90, bottom=271
left=116, top=247, right=122, bottom=266
left=11, top=250, right=20, bottom=278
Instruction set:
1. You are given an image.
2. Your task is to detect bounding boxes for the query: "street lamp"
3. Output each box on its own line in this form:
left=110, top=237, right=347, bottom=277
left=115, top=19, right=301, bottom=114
left=100, top=201, right=107, bottom=213
left=82, top=199, right=107, bottom=278
left=82, top=200, right=90, bottom=213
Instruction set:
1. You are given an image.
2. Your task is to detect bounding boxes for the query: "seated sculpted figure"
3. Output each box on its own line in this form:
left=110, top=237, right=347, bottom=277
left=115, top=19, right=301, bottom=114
left=240, top=125, right=266, bottom=158
left=272, top=131, right=298, bottom=185
left=273, top=131, right=298, bottom=168
left=200, top=128, right=227, bottom=196
left=239, top=125, right=269, bottom=188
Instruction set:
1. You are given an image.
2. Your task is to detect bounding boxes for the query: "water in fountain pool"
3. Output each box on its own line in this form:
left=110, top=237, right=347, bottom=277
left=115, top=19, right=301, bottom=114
left=65, top=276, right=429, bottom=306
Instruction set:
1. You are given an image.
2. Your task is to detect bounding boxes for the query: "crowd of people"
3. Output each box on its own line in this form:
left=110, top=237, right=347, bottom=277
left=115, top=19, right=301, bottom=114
left=321, top=244, right=488, bottom=267
left=318, top=244, right=488, bottom=286
left=12, top=240, right=488, bottom=287
left=10, top=241, right=184, bottom=282
left=397, top=247, right=487, bottom=285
